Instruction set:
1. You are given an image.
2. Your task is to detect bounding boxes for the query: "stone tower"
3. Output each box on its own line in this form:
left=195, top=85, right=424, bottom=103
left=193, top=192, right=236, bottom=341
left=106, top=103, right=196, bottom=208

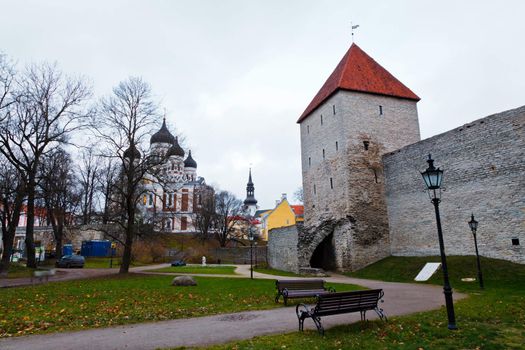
left=243, top=168, right=258, bottom=216
left=298, top=43, right=421, bottom=271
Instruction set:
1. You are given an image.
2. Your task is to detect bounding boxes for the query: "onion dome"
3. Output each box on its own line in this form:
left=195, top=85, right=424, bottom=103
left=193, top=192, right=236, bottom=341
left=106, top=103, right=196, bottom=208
left=150, top=118, right=175, bottom=144
left=184, top=150, right=197, bottom=168
left=123, top=144, right=141, bottom=159
left=166, top=137, right=185, bottom=158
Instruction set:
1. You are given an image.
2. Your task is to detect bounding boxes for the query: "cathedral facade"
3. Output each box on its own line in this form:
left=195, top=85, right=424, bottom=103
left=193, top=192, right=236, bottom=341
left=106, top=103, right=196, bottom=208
left=139, top=119, right=209, bottom=233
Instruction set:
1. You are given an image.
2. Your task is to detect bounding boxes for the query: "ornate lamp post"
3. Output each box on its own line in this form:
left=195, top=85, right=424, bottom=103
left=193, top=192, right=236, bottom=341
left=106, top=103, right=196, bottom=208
left=421, top=154, right=457, bottom=330
left=248, top=225, right=254, bottom=280
left=468, top=214, right=484, bottom=289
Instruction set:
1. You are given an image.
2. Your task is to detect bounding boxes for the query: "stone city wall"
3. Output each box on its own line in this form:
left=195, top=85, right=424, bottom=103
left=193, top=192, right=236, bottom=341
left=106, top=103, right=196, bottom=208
left=267, top=225, right=299, bottom=273
left=383, top=106, right=525, bottom=264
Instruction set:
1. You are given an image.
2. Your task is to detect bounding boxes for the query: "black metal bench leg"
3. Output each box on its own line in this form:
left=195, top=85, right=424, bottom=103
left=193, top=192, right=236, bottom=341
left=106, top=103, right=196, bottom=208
left=275, top=292, right=281, bottom=303
left=284, top=296, right=288, bottom=306
left=298, top=316, right=305, bottom=332
left=360, top=310, right=365, bottom=322
left=312, top=316, right=324, bottom=336
left=374, top=307, right=387, bottom=322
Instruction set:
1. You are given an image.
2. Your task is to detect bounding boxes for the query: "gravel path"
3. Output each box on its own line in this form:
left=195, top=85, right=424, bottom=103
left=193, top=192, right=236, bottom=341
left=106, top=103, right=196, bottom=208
left=0, top=264, right=466, bottom=350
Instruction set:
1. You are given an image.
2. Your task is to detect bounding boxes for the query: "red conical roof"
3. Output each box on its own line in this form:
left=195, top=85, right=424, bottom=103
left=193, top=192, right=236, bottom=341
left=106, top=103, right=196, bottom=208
left=297, top=44, right=420, bottom=123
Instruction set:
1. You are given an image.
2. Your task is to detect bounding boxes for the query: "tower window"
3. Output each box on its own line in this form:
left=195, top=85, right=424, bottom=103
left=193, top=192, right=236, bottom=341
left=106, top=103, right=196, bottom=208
left=313, top=184, right=316, bottom=195
left=148, top=193, right=154, bottom=206
left=373, top=169, right=378, bottom=183
left=512, top=238, right=520, bottom=246
left=320, top=115, right=323, bottom=125
left=379, top=105, right=383, bottom=115
left=330, top=178, right=333, bottom=189
left=322, top=149, right=325, bottom=159
left=332, top=105, right=336, bottom=115
left=308, top=157, right=311, bottom=167
left=335, top=141, right=338, bottom=151
left=307, top=125, right=310, bottom=134
left=363, top=141, right=370, bottom=150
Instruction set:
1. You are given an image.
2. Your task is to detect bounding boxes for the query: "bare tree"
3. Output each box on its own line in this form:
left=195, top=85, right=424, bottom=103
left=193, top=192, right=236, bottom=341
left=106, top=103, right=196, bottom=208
left=38, top=148, right=80, bottom=261
left=98, top=157, right=118, bottom=225
left=294, top=187, right=304, bottom=203
left=77, top=146, right=100, bottom=225
left=214, top=190, right=246, bottom=247
left=193, top=185, right=215, bottom=242
left=91, top=77, right=162, bottom=273
left=0, top=63, right=91, bottom=267
left=0, top=159, right=26, bottom=275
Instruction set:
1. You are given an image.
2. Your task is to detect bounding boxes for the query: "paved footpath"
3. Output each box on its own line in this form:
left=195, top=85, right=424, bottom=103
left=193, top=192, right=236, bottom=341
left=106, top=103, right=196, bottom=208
left=0, top=265, right=466, bottom=350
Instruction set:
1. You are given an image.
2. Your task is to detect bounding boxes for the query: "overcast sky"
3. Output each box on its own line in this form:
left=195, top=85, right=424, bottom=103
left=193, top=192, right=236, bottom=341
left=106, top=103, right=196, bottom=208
left=1, top=1, right=524, bottom=209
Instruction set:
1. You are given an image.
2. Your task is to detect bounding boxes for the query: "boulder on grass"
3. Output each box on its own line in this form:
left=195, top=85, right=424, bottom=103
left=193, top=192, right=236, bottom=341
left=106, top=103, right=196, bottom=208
left=172, top=275, right=197, bottom=286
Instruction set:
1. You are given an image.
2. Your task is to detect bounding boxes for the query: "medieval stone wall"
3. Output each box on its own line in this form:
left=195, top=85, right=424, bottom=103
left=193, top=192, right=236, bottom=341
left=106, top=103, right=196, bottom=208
left=267, top=225, right=299, bottom=273
left=384, top=106, right=525, bottom=264
left=299, top=90, right=420, bottom=270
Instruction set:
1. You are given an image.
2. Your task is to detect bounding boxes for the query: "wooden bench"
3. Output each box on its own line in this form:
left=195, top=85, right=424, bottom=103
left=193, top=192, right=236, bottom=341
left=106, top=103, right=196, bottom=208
left=31, top=268, right=56, bottom=284
left=275, top=279, right=335, bottom=306
left=296, top=289, right=387, bottom=335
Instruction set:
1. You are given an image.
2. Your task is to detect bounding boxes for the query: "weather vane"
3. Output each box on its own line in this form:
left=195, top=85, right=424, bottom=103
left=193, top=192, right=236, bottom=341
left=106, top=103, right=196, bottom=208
left=351, top=22, right=360, bottom=43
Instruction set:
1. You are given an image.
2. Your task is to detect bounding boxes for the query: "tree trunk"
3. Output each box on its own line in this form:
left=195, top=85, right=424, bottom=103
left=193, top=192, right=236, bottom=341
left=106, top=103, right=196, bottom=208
left=25, top=173, right=37, bottom=268
left=0, top=192, right=24, bottom=275
left=119, top=177, right=135, bottom=274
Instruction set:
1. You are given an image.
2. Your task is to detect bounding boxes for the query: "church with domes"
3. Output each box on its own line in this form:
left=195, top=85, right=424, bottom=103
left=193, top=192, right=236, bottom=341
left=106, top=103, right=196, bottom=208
left=137, top=118, right=210, bottom=233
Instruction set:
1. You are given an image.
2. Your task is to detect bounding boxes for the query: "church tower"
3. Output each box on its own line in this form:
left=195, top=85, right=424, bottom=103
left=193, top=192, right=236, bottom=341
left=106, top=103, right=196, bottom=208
left=298, top=43, right=421, bottom=271
left=243, top=169, right=258, bottom=216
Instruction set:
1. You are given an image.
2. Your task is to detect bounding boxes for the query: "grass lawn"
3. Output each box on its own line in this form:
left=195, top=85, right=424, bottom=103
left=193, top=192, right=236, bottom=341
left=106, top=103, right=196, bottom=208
left=2, top=263, right=55, bottom=279
left=195, top=256, right=525, bottom=350
left=150, top=265, right=238, bottom=275
left=253, top=267, right=300, bottom=277
left=83, top=257, right=149, bottom=269
left=0, top=274, right=360, bottom=338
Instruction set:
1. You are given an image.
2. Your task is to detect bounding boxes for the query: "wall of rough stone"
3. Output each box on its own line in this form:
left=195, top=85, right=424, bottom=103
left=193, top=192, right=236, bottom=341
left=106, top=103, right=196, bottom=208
left=384, top=106, right=525, bottom=264
left=267, top=225, right=299, bottom=273
left=299, top=90, right=420, bottom=270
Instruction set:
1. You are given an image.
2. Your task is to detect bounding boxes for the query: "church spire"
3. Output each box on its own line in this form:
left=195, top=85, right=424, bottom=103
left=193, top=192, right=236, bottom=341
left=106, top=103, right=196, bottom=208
left=244, top=168, right=258, bottom=211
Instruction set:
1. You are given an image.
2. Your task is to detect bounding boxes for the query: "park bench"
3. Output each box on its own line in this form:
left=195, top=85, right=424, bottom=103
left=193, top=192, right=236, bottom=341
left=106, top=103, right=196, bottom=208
left=275, top=279, right=335, bottom=306
left=295, top=289, right=387, bottom=335
left=31, top=268, right=56, bottom=284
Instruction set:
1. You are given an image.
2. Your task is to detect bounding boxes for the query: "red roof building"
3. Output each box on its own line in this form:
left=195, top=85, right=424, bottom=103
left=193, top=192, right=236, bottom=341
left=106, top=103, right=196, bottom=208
left=297, top=43, right=420, bottom=123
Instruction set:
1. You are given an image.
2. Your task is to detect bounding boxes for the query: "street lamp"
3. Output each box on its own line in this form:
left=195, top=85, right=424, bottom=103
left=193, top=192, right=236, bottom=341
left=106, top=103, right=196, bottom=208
left=421, top=154, right=457, bottom=330
left=248, top=225, right=255, bottom=280
left=468, top=214, right=484, bottom=289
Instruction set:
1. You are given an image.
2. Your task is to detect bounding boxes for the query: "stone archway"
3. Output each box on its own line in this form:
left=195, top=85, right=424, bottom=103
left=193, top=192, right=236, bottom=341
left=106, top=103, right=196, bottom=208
left=309, top=232, right=336, bottom=270
left=297, top=216, right=354, bottom=271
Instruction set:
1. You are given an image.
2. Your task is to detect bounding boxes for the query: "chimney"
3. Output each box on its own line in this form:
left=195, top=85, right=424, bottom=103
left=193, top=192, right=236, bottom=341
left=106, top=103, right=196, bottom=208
left=281, top=193, right=287, bottom=200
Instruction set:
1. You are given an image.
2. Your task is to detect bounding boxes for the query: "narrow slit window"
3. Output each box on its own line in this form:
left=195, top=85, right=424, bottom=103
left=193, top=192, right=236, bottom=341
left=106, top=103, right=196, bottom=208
left=332, top=105, right=336, bottom=115
left=379, top=105, right=383, bottom=115
left=307, top=125, right=310, bottom=134
left=308, top=157, right=311, bottom=167
left=363, top=141, right=370, bottom=150
left=313, top=184, right=316, bottom=195
left=373, top=169, right=378, bottom=183
left=330, top=178, right=333, bottom=189
left=335, top=141, right=338, bottom=151
left=322, top=149, right=325, bottom=159
left=320, top=114, right=323, bottom=125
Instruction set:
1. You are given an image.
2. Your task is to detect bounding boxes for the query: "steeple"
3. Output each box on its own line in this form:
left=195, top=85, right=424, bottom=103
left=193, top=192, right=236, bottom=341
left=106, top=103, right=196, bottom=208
left=244, top=168, right=258, bottom=208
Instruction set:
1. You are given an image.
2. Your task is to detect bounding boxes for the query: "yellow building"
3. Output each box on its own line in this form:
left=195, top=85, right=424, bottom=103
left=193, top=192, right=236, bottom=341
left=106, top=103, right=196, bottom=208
left=259, top=194, right=304, bottom=241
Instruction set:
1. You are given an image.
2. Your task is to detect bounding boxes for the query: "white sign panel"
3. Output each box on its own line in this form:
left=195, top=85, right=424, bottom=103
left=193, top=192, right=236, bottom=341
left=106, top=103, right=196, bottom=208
left=414, top=262, right=441, bottom=281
